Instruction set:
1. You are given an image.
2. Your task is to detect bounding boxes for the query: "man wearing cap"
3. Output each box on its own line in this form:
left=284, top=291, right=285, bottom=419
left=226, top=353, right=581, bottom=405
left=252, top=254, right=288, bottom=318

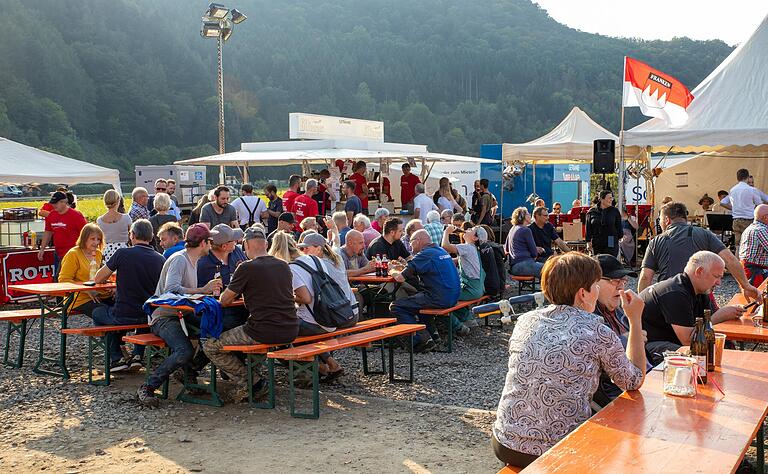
left=137, top=223, right=223, bottom=407
left=203, top=225, right=299, bottom=401
left=37, top=190, right=87, bottom=278
left=267, top=212, right=297, bottom=248
left=129, top=187, right=151, bottom=222
left=292, top=178, right=319, bottom=232
left=592, top=254, right=649, bottom=406
left=197, top=224, right=247, bottom=289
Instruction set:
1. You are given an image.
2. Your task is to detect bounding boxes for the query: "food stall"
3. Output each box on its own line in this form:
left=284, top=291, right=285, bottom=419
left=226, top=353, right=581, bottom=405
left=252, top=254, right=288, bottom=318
left=0, top=137, right=121, bottom=302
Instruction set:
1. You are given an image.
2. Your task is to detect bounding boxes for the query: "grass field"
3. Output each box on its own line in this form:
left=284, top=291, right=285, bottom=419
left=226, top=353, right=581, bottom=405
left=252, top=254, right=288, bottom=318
left=0, top=197, right=132, bottom=222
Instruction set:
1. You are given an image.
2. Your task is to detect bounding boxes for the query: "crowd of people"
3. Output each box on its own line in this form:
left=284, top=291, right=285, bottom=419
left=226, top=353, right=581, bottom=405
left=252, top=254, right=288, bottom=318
left=32, top=165, right=765, bottom=465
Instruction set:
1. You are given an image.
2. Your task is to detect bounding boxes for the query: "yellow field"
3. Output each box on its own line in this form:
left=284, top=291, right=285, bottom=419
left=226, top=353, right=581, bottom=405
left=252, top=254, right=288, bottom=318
left=0, top=197, right=132, bottom=222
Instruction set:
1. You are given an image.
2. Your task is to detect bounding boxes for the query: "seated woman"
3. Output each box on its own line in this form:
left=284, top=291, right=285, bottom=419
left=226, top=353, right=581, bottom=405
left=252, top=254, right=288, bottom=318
left=58, top=223, right=113, bottom=317
left=148, top=192, right=177, bottom=251
left=492, top=252, right=646, bottom=468
left=504, top=207, right=544, bottom=277
left=442, top=225, right=485, bottom=337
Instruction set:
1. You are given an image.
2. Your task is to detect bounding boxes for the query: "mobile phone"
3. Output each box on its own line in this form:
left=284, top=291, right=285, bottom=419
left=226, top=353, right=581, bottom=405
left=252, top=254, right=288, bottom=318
left=83, top=281, right=97, bottom=287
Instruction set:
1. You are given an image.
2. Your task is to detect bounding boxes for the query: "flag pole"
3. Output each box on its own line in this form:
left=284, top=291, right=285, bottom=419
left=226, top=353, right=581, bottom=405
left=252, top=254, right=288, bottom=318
left=617, top=56, right=627, bottom=211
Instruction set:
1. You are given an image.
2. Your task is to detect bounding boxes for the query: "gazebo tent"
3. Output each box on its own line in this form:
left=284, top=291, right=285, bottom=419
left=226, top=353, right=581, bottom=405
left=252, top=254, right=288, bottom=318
left=0, top=137, right=122, bottom=190
left=624, top=14, right=768, bottom=154
left=501, top=107, right=621, bottom=164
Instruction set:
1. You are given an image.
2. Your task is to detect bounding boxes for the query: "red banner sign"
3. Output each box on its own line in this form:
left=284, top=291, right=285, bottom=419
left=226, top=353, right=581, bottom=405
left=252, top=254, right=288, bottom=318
left=1, top=249, right=56, bottom=303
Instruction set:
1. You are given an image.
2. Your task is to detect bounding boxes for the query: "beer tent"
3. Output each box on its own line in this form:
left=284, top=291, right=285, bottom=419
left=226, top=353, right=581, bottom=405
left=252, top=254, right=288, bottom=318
left=0, top=137, right=122, bottom=190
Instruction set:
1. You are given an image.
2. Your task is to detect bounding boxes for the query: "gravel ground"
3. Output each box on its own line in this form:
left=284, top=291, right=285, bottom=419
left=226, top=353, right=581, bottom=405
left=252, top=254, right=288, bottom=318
left=0, top=272, right=761, bottom=472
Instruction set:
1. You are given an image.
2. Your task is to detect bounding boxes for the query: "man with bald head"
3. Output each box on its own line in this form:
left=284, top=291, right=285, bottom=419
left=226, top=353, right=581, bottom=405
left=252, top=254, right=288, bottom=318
left=389, top=229, right=461, bottom=353
left=337, top=229, right=373, bottom=277
left=640, top=251, right=745, bottom=365
left=739, top=204, right=768, bottom=286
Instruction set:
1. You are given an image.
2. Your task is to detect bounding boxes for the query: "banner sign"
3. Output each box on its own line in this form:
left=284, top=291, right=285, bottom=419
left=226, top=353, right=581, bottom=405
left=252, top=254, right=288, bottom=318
left=289, top=113, right=384, bottom=142
left=2, top=249, right=56, bottom=303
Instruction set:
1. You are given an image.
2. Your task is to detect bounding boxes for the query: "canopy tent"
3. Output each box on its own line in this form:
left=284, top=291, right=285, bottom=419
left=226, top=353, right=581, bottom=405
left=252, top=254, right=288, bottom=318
left=501, top=106, right=626, bottom=164
left=0, top=137, right=121, bottom=191
left=624, top=14, right=768, bottom=153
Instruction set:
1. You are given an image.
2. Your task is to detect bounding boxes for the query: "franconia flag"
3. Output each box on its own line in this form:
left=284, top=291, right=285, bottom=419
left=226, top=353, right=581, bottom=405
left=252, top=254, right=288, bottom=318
left=622, top=56, right=694, bottom=127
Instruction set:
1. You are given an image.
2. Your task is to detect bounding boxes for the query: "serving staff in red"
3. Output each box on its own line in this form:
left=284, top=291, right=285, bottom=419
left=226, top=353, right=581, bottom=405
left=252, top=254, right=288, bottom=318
left=400, top=163, right=421, bottom=213
left=292, top=179, right=319, bottom=232
left=350, top=160, right=369, bottom=213
left=37, top=191, right=87, bottom=279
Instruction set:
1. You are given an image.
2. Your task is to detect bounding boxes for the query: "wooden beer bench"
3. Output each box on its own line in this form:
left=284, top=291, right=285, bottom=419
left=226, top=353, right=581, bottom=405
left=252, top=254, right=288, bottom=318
left=1, top=308, right=45, bottom=368
left=510, top=275, right=537, bottom=294
left=61, top=323, right=148, bottom=386
left=419, top=296, right=489, bottom=352
left=221, top=317, right=396, bottom=409
left=267, top=323, right=426, bottom=419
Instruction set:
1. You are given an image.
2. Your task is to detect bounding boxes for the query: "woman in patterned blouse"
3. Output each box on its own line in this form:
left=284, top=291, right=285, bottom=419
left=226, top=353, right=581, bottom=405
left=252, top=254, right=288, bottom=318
left=492, top=252, right=647, bottom=468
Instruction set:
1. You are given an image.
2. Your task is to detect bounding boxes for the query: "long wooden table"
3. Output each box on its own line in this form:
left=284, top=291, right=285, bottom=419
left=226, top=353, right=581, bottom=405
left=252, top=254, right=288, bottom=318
left=8, top=281, right=116, bottom=378
left=521, top=350, right=768, bottom=473
left=718, top=282, right=768, bottom=343
left=348, top=273, right=396, bottom=284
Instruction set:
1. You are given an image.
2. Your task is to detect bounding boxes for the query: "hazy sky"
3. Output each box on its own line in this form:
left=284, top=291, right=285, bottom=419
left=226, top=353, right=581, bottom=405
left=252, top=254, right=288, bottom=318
left=533, top=0, right=767, bottom=46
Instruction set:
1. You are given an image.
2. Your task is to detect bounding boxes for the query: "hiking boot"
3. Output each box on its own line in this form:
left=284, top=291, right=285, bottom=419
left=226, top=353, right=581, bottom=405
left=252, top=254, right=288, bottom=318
left=414, top=338, right=436, bottom=354
left=137, top=384, right=159, bottom=408
left=109, top=358, right=130, bottom=373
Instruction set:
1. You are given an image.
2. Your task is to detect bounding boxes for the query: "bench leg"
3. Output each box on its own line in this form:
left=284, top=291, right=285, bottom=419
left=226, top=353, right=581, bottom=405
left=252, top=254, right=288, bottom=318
left=246, top=354, right=274, bottom=409
left=758, top=422, right=765, bottom=474
left=388, top=335, right=414, bottom=383
left=87, top=335, right=112, bottom=386
left=288, top=358, right=320, bottom=419
left=145, top=345, right=170, bottom=399
left=3, top=319, right=27, bottom=369
left=177, top=364, right=223, bottom=407
left=361, top=341, right=386, bottom=375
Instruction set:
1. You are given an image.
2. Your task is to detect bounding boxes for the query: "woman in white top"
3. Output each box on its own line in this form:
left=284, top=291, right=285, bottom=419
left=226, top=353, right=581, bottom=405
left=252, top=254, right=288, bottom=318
left=437, top=180, right=463, bottom=213
left=96, top=189, right=132, bottom=261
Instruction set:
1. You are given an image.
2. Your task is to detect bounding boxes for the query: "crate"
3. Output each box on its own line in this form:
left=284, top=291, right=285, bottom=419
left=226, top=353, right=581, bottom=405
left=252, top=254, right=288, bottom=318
left=2, top=208, right=37, bottom=221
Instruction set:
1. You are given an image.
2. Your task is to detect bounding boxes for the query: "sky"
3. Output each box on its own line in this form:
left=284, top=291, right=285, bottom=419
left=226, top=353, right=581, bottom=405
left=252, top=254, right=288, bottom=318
left=533, top=0, right=767, bottom=46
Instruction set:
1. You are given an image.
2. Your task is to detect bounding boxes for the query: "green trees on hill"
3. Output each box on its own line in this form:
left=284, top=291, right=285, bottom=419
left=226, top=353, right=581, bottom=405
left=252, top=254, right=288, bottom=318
left=0, top=0, right=732, bottom=179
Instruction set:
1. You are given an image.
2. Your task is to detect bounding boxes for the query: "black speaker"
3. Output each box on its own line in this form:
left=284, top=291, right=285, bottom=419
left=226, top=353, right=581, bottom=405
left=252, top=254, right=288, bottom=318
left=593, top=139, right=616, bottom=173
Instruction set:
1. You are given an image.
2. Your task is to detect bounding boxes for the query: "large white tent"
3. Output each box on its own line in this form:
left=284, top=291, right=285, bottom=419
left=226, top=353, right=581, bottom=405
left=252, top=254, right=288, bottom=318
left=624, top=14, right=768, bottom=153
left=502, top=106, right=623, bottom=164
left=0, top=137, right=121, bottom=190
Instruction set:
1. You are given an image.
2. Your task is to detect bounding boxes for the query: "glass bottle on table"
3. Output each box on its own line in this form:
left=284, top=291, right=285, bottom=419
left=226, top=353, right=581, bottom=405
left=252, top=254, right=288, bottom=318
left=762, top=292, right=768, bottom=325
left=703, top=309, right=715, bottom=372
left=690, top=317, right=708, bottom=384
left=212, top=264, right=222, bottom=298
left=89, top=259, right=99, bottom=281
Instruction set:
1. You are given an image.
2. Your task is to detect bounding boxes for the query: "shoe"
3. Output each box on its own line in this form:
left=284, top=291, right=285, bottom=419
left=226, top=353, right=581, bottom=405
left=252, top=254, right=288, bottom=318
left=465, top=318, right=479, bottom=328
left=320, top=369, right=344, bottom=384
left=128, top=355, right=144, bottom=370
left=456, top=324, right=471, bottom=337
left=414, top=338, right=436, bottom=354
left=137, top=384, right=159, bottom=408
left=251, top=378, right=269, bottom=400
left=110, top=358, right=130, bottom=373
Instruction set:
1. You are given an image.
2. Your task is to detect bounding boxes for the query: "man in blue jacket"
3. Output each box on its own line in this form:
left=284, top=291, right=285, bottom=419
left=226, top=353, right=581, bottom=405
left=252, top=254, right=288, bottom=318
left=390, top=229, right=460, bottom=353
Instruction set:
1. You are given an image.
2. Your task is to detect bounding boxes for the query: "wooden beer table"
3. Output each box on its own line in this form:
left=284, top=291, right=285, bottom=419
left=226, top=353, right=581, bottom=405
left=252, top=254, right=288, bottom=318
left=348, top=273, right=396, bottom=284
left=8, top=281, right=116, bottom=379
left=521, top=350, right=768, bottom=473
left=719, top=282, right=768, bottom=344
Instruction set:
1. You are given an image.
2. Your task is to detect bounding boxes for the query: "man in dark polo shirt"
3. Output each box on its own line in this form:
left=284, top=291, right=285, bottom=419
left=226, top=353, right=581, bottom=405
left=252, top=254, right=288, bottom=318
left=640, top=251, right=744, bottom=365
left=529, top=206, right=571, bottom=262
left=366, top=217, right=411, bottom=261
left=638, top=201, right=758, bottom=302
left=203, top=225, right=299, bottom=401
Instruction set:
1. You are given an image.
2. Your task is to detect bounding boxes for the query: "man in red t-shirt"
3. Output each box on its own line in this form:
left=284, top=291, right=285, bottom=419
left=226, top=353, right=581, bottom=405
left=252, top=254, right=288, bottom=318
left=292, top=179, right=319, bottom=231
left=282, top=174, right=302, bottom=213
left=350, top=160, right=369, bottom=213
left=400, top=163, right=421, bottom=212
left=38, top=191, right=87, bottom=276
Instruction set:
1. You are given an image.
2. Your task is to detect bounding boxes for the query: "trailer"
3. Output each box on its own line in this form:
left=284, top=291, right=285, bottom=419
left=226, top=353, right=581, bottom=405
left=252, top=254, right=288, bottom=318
left=135, top=165, right=207, bottom=209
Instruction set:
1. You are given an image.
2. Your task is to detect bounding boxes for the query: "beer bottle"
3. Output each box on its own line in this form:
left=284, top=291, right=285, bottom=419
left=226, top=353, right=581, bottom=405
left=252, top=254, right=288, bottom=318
left=762, top=292, right=768, bottom=325
left=690, top=317, right=708, bottom=384
left=703, top=309, right=715, bottom=372
left=212, top=264, right=222, bottom=298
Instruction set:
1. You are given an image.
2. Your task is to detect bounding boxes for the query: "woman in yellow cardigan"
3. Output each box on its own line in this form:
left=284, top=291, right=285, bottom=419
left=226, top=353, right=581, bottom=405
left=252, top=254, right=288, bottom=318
left=59, top=223, right=114, bottom=317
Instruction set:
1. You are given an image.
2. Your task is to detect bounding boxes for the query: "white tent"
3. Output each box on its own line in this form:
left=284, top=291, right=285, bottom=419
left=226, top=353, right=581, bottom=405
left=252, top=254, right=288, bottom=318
left=0, top=137, right=122, bottom=190
left=502, top=106, right=622, bottom=163
left=624, top=14, right=768, bottom=153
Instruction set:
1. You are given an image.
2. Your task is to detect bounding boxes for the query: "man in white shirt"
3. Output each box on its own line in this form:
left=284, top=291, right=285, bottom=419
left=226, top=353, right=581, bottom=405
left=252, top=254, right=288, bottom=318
left=230, top=184, right=267, bottom=230
left=413, top=183, right=438, bottom=223
left=748, top=175, right=768, bottom=203
left=721, top=168, right=763, bottom=254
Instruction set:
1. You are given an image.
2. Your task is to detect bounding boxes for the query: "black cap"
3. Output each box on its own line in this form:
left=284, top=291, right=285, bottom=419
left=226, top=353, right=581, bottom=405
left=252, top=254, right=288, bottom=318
left=49, top=191, right=67, bottom=204
left=279, top=212, right=295, bottom=224
left=596, top=254, right=638, bottom=279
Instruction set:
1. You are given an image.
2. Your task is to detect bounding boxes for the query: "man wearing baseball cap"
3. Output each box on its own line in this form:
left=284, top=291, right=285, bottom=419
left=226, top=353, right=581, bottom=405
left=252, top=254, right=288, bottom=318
left=203, top=224, right=299, bottom=402
left=267, top=212, right=297, bottom=248
left=137, top=223, right=224, bottom=407
left=592, top=254, right=649, bottom=407
left=37, top=190, right=87, bottom=279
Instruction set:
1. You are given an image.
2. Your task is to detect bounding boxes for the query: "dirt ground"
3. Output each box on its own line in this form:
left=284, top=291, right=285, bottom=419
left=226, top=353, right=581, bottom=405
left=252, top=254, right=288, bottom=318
left=0, top=373, right=499, bottom=474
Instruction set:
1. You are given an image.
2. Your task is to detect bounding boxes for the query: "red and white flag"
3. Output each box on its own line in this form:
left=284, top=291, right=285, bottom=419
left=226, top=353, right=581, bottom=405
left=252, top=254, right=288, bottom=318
left=622, top=56, right=694, bottom=127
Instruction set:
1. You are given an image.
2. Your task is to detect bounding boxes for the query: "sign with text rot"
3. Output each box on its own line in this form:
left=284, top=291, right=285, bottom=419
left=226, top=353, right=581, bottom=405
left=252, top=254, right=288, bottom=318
left=1, top=249, right=56, bottom=303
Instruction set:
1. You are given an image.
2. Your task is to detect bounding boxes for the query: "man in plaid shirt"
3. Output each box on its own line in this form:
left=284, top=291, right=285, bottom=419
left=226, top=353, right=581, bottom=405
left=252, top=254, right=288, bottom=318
left=424, top=210, right=444, bottom=245
left=739, top=204, right=768, bottom=286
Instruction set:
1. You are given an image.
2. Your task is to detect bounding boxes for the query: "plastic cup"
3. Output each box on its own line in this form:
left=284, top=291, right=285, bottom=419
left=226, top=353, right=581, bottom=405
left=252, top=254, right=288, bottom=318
left=714, top=333, right=726, bottom=367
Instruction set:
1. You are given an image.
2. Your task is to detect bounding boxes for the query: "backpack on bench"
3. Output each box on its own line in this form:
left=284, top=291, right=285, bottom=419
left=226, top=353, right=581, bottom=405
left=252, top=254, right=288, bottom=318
left=291, top=255, right=356, bottom=328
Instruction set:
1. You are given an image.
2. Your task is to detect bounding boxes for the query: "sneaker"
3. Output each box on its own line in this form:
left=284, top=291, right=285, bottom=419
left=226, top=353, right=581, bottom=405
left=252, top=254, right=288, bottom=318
left=464, top=318, right=480, bottom=328
left=251, top=378, right=269, bottom=400
left=128, top=355, right=144, bottom=370
left=414, top=338, right=436, bottom=354
left=137, top=384, right=159, bottom=408
left=456, top=324, right=471, bottom=337
left=109, top=358, right=130, bottom=373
